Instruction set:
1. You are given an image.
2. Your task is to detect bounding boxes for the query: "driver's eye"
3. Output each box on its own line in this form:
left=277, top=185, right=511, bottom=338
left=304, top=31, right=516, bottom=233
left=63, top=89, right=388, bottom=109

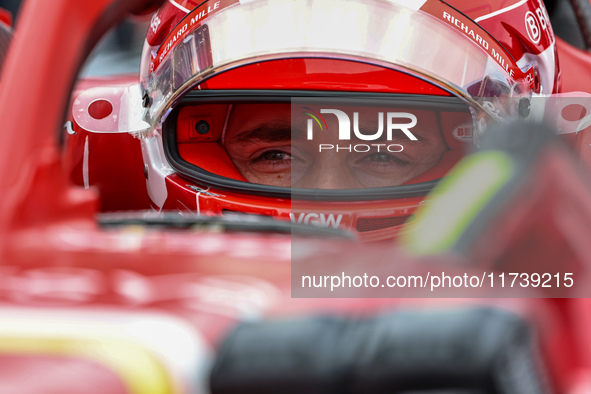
left=362, top=152, right=410, bottom=167
left=263, top=151, right=291, bottom=161
left=369, top=153, right=394, bottom=162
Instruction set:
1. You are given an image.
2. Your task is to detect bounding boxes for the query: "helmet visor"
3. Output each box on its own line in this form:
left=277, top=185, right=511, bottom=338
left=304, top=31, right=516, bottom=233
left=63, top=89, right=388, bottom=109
left=143, top=0, right=533, bottom=133
left=164, top=91, right=475, bottom=197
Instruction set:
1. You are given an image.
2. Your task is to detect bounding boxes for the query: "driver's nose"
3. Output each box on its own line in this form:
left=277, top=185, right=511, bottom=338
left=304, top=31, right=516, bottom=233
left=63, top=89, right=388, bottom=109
left=293, top=153, right=363, bottom=189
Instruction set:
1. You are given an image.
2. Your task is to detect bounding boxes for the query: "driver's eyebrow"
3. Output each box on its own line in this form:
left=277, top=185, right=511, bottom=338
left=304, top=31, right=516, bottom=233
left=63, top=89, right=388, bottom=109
left=230, top=120, right=307, bottom=144
left=351, top=121, right=428, bottom=143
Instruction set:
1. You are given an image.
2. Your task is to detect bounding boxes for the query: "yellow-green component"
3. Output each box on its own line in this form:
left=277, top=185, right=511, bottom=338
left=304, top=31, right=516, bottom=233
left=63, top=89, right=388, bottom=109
left=0, top=337, right=174, bottom=394
left=402, top=151, right=514, bottom=255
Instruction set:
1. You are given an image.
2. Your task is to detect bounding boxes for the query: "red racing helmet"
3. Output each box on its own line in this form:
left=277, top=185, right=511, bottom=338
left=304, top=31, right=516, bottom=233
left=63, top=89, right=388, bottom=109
left=77, top=0, right=559, bottom=241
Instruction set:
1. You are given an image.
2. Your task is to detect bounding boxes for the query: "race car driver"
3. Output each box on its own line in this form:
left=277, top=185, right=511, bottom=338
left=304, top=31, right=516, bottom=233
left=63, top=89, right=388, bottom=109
left=74, top=0, right=559, bottom=240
